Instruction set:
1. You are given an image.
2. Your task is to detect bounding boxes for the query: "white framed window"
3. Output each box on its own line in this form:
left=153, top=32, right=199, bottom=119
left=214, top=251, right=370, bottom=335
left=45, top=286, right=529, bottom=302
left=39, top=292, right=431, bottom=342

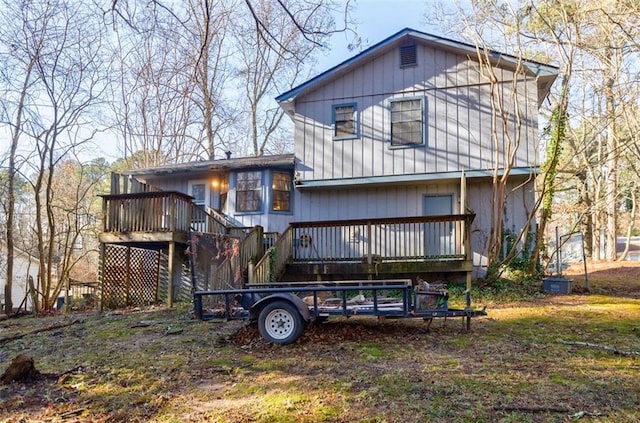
left=271, top=171, right=291, bottom=212
left=236, top=171, right=262, bottom=212
left=332, top=103, right=357, bottom=139
left=389, top=97, right=424, bottom=147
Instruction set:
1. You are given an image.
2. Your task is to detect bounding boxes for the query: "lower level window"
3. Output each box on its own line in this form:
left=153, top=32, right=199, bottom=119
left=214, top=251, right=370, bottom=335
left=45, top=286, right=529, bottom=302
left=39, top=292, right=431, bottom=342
left=237, top=171, right=262, bottom=212
left=272, top=172, right=291, bottom=212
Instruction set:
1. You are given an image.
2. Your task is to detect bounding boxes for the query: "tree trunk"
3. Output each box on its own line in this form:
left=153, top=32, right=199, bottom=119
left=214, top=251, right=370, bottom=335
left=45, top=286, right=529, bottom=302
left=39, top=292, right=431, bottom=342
left=576, top=170, right=593, bottom=258
left=4, top=55, right=37, bottom=314
left=604, top=68, right=617, bottom=260
left=618, top=186, right=636, bottom=261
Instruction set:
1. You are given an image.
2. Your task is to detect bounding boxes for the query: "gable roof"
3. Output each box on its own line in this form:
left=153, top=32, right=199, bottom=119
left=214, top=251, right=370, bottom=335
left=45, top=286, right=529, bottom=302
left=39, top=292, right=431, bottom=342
left=125, top=154, right=296, bottom=178
left=276, top=27, right=559, bottom=112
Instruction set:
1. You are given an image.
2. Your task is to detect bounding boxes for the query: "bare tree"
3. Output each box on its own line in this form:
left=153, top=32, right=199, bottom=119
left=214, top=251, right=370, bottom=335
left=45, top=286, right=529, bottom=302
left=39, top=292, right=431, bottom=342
left=432, top=0, right=640, bottom=275
left=49, top=158, right=107, bottom=309
left=430, top=1, right=564, bottom=279
left=182, top=0, right=237, bottom=160
left=1, top=0, right=108, bottom=311
left=0, top=0, right=47, bottom=313
left=243, top=0, right=352, bottom=60
left=104, top=0, right=354, bottom=160
left=107, top=6, right=204, bottom=167
left=232, top=0, right=334, bottom=156
left=535, top=1, right=640, bottom=261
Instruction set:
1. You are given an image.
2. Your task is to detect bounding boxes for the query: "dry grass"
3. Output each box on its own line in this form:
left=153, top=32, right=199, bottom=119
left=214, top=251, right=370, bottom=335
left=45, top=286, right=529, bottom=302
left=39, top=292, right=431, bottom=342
left=0, top=264, right=639, bottom=423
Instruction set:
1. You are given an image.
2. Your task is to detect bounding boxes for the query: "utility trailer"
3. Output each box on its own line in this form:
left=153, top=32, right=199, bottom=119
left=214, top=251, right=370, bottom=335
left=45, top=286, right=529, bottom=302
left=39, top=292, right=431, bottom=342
left=193, top=279, right=487, bottom=345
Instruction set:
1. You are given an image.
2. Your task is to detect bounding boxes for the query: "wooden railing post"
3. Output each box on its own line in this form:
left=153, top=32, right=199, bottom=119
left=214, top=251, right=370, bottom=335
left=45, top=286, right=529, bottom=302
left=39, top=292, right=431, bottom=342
left=247, top=260, right=254, bottom=285
left=464, top=215, right=473, bottom=291
left=366, top=221, right=372, bottom=264
left=254, top=225, right=264, bottom=258
left=167, top=241, right=175, bottom=307
left=168, top=194, right=175, bottom=232
left=101, top=197, right=108, bottom=232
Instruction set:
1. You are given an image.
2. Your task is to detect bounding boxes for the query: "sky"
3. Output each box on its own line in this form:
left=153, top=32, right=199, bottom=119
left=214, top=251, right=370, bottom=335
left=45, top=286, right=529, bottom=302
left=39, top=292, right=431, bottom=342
left=315, top=0, right=433, bottom=73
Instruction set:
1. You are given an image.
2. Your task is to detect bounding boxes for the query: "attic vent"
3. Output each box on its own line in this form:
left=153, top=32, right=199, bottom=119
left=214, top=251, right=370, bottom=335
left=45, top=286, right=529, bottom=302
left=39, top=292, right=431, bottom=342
left=400, top=44, right=417, bottom=67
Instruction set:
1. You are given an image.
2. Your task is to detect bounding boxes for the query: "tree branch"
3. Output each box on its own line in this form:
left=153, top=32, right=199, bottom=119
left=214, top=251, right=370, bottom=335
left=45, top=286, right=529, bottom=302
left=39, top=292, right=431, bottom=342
left=0, top=319, right=83, bottom=346
left=560, top=339, right=640, bottom=356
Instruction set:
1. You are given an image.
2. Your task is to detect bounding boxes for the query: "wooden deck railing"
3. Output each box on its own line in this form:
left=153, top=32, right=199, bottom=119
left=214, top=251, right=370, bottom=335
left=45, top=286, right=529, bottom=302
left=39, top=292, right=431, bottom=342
left=191, top=205, right=227, bottom=234
left=101, top=191, right=242, bottom=235
left=290, top=214, right=474, bottom=263
left=101, top=191, right=195, bottom=233
left=251, top=226, right=294, bottom=284
left=249, top=214, right=474, bottom=284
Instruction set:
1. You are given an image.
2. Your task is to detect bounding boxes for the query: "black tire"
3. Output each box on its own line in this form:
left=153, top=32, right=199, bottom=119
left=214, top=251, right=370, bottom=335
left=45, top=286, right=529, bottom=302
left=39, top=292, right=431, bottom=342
left=258, top=300, right=305, bottom=345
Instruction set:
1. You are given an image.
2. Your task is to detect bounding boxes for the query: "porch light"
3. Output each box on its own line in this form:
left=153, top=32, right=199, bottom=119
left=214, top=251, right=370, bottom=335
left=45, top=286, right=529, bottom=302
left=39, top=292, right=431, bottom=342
left=211, top=179, right=219, bottom=188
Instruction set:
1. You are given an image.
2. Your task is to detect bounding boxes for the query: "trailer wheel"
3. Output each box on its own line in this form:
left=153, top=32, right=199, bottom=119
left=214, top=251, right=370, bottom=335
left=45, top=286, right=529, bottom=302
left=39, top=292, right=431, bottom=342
left=258, top=300, right=305, bottom=345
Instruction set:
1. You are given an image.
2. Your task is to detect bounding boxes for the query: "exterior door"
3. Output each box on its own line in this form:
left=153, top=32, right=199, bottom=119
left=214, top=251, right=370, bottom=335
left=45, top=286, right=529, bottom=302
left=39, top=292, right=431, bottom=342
left=188, top=180, right=209, bottom=231
left=188, top=180, right=209, bottom=207
left=423, top=194, right=454, bottom=257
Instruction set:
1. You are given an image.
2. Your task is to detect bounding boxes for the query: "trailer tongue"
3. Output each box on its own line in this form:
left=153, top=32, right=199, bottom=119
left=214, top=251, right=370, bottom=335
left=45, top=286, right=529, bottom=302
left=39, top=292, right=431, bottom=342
left=194, top=279, right=487, bottom=345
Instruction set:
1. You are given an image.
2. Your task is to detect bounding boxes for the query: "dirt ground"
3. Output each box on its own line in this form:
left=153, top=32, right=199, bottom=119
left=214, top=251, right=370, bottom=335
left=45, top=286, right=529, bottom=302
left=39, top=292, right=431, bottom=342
left=0, top=262, right=639, bottom=422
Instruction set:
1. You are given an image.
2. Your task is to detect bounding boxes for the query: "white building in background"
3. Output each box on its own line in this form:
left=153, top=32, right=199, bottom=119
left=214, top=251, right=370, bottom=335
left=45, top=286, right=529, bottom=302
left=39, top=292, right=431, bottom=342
left=0, top=247, right=38, bottom=312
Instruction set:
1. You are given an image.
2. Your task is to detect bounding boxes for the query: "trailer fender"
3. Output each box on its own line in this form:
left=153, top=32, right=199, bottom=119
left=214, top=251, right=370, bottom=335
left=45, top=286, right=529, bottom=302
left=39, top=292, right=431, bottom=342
left=235, top=292, right=263, bottom=310
left=249, top=293, right=311, bottom=322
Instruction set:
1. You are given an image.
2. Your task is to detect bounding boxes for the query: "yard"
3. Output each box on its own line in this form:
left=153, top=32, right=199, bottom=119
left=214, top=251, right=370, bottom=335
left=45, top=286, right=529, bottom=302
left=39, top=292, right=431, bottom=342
left=1, top=262, right=639, bottom=423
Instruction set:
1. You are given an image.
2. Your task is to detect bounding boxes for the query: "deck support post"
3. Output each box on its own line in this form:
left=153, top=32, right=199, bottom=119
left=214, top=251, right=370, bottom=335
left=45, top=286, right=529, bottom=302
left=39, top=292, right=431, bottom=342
left=168, top=241, right=175, bottom=307
left=98, top=243, right=106, bottom=312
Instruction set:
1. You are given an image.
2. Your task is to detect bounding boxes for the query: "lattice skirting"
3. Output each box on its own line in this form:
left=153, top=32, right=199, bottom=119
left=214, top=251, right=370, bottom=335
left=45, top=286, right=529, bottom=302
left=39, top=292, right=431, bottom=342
left=101, top=245, right=160, bottom=309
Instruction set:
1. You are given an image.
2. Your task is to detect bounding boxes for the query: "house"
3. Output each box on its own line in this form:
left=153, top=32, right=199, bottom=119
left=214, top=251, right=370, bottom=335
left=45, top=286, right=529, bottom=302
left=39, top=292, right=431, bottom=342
left=277, top=28, right=557, bottom=276
left=0, top=247, right=39, bottom=312
left=99, top=28, right=558, bottom=306
left=116, top=154, right=297, bottom=236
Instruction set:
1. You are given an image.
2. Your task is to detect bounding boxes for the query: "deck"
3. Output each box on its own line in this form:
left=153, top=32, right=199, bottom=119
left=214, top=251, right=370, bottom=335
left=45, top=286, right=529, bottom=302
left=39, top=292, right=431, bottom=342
left=252, top=214, right=475, bottom=284
left=98, top=192, right=476, bottom=307
left=98, top=191, right=247, bottom=247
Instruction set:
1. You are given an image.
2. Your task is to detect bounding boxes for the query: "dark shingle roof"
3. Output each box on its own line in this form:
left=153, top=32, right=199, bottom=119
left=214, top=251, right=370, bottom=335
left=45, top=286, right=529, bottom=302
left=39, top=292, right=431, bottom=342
left=125, top=154, right=295, bottom=177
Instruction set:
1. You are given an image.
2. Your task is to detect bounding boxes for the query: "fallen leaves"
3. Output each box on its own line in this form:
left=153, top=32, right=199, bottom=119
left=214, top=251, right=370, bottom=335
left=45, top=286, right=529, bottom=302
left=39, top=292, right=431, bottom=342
left=0, top=265, right=638, bottom=422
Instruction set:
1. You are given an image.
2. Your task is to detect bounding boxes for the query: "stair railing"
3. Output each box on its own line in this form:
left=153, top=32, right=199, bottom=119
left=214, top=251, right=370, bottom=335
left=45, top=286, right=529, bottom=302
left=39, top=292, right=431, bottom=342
left=250, top=226, right=294, bottom=284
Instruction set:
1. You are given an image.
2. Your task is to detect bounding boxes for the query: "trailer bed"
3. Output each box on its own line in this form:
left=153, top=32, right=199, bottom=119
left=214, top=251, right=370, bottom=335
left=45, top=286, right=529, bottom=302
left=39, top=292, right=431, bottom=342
left=193, top=279, right=486, bottom=344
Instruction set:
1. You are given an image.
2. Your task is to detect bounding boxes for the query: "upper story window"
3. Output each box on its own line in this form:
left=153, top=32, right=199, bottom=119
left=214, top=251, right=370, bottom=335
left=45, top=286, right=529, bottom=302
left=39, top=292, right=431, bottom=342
left=400, top=44, right=417, bottom=67
left=272, top=171, right=291, bottom=212
left=332, top=103, right=357, bottom=139
left=236, top=171, right=262, bottom=212
left=390, top=97, right=424, bottom=147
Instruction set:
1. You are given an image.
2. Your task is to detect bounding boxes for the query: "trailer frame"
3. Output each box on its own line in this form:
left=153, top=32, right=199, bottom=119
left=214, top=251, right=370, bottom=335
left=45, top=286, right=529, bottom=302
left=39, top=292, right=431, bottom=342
left=193, top=279, right=486, bottom=344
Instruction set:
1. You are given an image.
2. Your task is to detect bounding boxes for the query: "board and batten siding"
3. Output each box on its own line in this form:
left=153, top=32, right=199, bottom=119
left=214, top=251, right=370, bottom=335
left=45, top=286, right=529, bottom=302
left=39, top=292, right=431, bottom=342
left=293, top=183, right=461, bottom=222
left=294, top=43, right=538, bottom=182
left=467, top=176, right=536, bottom=274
